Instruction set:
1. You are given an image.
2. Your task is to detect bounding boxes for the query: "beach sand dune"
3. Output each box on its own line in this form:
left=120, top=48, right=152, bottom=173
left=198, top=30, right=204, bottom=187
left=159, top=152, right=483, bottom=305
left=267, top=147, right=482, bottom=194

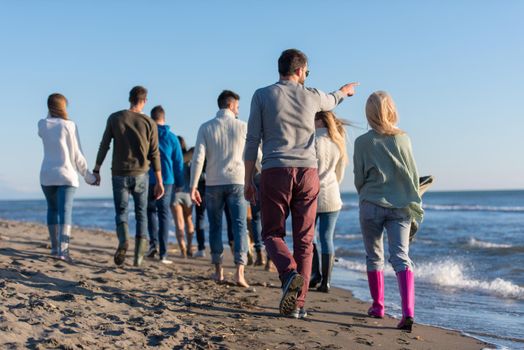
left=0, top=220, right=490, bottom=349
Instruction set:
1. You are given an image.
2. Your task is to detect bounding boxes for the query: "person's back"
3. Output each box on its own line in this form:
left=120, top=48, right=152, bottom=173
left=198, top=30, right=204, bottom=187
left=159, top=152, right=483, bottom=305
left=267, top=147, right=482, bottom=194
left=354, top=130, right=421, bottom=218
left=39, top=117, right=85, bottom=187
left=97, top=109, right=159, bottom=176
left=249, top=81, right=346, bottom=170
left=253, top=81, right=322, bottom=169
left=197, top=113, right=246, bottom=185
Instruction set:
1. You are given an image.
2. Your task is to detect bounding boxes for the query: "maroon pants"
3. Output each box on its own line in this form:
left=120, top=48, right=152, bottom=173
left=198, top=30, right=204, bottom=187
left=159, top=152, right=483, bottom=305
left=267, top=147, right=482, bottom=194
left=260, top=167, right=320, bottom=308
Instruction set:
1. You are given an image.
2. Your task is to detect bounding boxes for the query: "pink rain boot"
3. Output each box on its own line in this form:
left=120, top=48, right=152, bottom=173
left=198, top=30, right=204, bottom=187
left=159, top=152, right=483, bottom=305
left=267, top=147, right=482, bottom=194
left=367, top=270, right=385, bottom=318
left=396, top=268, right=415, bottom=332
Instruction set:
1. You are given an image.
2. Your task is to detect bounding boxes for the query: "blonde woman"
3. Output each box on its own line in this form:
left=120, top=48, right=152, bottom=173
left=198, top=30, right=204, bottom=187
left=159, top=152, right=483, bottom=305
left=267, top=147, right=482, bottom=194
left=354, top=91, right=423, bottom=331
left=309, top=111, right=348, bottom=293
left=38, top=93, right=95, bottom=262
left=170, top=137, right=195, bottom=257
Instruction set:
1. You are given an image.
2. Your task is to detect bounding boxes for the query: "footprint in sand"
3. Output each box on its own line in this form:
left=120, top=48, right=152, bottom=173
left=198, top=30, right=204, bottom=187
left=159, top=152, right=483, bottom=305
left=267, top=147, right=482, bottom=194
left=397, top=337, right=410, bottom=345
left=50, top=293, right=76, bottom=302
left=355, top=337, right=374, bottom=346
left=92, top=276, right=109, bottom=284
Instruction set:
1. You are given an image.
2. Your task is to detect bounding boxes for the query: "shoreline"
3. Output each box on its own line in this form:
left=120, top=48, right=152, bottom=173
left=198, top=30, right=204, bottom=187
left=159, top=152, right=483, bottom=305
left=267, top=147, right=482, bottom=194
left=0, top=219, right=491, bottom=349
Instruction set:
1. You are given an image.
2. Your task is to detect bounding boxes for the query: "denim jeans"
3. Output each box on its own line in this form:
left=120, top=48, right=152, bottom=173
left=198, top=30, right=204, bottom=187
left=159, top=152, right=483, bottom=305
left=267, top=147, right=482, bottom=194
left=41, top=185, right=76, bottom=225
left=224, top=201, right=234, bottom=244
left=359, top=200, right=413, bottom=272
left=250, top=183, right=263, bottom=252
left=147, top=184, right=172, bottom=258
left=205, top=184, right=247, bottom=265
left=112, top=174, right=149, bottom=240
left=315, top=211, right=340, bottom=255
left=195, top=181, right=206, bottom=251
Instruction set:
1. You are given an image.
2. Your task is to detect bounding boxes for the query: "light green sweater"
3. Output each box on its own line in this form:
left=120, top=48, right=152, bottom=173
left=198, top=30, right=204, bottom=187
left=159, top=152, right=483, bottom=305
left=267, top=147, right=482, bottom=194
left=353, top=130, right=423, bottom=222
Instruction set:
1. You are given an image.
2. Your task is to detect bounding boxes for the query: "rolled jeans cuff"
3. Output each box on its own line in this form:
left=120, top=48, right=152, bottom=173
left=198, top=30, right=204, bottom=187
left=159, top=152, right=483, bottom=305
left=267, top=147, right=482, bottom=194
left=211, top=253, right=223, bottom=265
left=235, top=252, right=248, bottom=266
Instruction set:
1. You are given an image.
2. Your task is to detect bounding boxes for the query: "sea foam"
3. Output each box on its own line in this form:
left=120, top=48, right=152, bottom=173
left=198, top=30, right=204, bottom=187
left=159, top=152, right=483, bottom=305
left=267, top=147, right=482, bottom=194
left=335, top=258, right=524, bottom=300
left=422, top=204, right=524, bottom=213
left=466, top=237, right=513, bottom=249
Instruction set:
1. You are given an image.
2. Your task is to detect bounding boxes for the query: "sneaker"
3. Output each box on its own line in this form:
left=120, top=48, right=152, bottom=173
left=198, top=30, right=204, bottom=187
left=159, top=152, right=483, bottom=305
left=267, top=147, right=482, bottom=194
left=59, top=255, right=73, bottom=264
left=279, top=271, right=304, bottom=316
left=160, top=258, right=173, bottom=265
left=194, top=249, right=206, bottom=258
left=146, top=246, right=158, bottom=259
left=290, top=307, right=308, bottom=319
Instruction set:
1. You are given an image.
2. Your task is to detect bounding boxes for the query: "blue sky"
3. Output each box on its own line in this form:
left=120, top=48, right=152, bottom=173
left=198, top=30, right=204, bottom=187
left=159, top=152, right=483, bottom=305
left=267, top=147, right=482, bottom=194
left=0, top=1, right=523, bottom=199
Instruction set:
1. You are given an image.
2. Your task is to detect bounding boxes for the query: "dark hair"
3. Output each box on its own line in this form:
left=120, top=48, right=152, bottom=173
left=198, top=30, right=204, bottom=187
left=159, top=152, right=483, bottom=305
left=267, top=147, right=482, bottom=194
left=278, top=49, right=308, bottom=76
left=129, top=86, right=148, bottom=106
left=47, top=93, right=68, bottom=120
left=177, top=136, right=187, bottom=154
left=151, top=105, right=165, bottom=121
left=217, top=90, right=240, bottom=109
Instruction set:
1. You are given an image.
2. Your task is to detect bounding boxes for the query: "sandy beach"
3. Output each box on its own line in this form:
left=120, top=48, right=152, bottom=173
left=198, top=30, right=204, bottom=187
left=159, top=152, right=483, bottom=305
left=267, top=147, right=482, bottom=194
left=0, top=219, right=490, bottom=349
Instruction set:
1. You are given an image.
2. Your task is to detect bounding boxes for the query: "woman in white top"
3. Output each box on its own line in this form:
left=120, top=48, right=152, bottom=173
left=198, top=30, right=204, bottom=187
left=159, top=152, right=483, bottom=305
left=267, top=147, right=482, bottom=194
left=309, top=111, right=348, bottom=293
left=38, top=93, right=95, bottom=262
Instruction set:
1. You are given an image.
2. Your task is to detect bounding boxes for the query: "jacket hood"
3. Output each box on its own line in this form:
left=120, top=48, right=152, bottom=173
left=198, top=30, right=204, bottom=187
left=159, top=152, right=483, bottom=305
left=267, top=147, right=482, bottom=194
left=157, top=124, right=170, bottom=137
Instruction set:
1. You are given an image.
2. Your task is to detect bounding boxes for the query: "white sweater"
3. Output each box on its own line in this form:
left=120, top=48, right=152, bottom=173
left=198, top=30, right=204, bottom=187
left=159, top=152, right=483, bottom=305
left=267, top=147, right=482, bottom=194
left=315, top=128, right=346, bottom=213
left=190, top=109, right=247, bottom=188
left=38, top=116, right=94, bottom=187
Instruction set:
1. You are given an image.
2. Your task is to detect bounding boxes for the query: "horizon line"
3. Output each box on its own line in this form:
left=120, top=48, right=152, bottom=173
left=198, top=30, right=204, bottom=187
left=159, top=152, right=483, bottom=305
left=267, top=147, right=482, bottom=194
left=1, top=188, right=523, bottom=201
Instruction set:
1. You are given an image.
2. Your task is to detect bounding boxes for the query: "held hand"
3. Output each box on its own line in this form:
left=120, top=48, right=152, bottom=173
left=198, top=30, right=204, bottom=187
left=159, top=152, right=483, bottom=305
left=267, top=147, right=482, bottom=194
left=244, top=182, right=257, bottom=206
left=154, top=183, right=165, bottom=200
left=84, top=171, right=97, bottom=185
left=340, top=82, right=360, bottom=97
left=190, top=188, right=202, bottom=206
left=93, top=173, right=101, bottom=186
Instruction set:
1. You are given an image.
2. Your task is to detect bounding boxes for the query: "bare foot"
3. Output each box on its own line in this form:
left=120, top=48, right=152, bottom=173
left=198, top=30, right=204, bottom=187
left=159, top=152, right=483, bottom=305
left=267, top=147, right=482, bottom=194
left=212, top=264, right=224, bottom=283
left=265, top=259, right=277, bottom=272
left=234, top=265, right=250, bottom=288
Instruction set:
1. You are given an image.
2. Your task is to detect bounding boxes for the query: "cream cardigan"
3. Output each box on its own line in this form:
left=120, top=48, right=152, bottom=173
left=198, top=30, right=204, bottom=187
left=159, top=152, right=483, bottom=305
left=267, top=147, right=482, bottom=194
left=38, top=116, right=95, bottom=187
left=315, top=128, right=346, bottom=213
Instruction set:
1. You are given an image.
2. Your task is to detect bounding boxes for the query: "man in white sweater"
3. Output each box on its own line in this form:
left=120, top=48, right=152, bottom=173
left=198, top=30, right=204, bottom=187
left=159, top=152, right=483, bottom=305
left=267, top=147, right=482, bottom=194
left=189, top=90, right=249, bottom=287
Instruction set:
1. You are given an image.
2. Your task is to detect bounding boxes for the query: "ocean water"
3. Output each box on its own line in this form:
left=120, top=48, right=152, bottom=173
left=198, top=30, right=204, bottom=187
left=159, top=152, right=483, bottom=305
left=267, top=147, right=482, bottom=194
left=0, top=190, right=523, bottom=349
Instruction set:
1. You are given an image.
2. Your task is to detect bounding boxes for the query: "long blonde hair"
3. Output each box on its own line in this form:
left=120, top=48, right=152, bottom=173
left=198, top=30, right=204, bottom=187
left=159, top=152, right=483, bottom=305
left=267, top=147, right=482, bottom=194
left=315, top=111, right=348, bottom=164
left=47, top=93, right=68, bottom=120
left=365, top=91, right=403, bottom=135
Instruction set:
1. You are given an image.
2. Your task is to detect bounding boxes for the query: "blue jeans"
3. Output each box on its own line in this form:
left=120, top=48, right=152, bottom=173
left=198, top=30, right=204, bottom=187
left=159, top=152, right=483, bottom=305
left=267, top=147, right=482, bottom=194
left=147, top=184, right=172, bottom=258
left=41, top=185, right=76, bottom=225
left=195, top=181, right=206, bottom=251
left=359, top=200, right=413, bottom=272
left=112, top=174, right=149, bottom=240
left=315, top=211, right=340, bottom=255
left=250, top=183, right=263, bottom=252
left=205, top=184, right=248, bottom=265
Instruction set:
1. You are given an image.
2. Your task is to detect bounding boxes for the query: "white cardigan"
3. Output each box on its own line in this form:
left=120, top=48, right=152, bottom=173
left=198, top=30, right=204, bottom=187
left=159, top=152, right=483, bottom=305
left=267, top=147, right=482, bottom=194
left=38, top=116, right=94, bottom=187
left=315, top=128, right=346, bottom=213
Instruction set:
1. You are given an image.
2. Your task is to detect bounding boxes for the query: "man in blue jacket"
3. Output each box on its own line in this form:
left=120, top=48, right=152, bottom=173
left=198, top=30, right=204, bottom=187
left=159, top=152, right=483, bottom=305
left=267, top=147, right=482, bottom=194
left=147, top=105, right=184, bottom=264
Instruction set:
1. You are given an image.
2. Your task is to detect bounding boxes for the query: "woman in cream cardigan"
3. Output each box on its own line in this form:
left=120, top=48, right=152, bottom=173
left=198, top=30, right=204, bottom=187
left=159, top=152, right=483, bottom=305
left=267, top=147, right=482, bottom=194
left=38, top=93, right=95, bottom=262
left=309, top=111, right=348, bottom=293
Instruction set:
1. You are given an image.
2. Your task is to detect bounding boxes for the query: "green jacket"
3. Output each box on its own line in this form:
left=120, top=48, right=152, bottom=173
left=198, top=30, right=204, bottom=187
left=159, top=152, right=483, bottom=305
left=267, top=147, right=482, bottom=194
left=353, top=130, right=423, bottom=222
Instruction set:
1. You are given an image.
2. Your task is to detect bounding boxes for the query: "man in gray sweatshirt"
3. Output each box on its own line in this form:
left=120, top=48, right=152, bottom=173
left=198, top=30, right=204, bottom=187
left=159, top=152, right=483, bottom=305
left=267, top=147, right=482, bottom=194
left=244, top=49, right=358, bottom=317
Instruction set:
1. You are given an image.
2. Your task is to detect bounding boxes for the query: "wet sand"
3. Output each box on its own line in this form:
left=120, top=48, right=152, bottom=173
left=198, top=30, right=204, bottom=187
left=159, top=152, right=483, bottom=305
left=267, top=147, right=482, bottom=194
left=0, top=220, right=491, bottom=349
